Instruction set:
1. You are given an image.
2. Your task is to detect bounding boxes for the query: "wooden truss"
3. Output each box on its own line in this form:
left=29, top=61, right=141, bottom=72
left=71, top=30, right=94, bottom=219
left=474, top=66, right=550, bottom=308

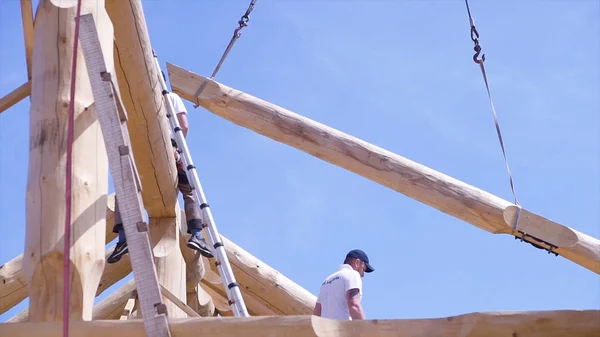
left=0, top=0, right=598, bottom=336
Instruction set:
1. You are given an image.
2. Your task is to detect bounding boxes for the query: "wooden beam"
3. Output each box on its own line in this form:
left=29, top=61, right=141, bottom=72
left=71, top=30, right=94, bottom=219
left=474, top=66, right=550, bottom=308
left=214, top=235, right=316, bottom=315
left=167, top=63, right=600, bottom=275
left=159, top=285, right=200, bottom=318
left=1, top=310, right=599, bottom=337
left=20, top=0, right=34, bottom=80
left=92, top=279, right=136, bottom=320
left=105, top=0, right=179, bottom=217
left=0, top=254, right=26, bottom=315
left=0, top=81, right=30, bottom=114
left=24, top=0, right=113, bottom=321
left=200, top=277, right=276, bottom=316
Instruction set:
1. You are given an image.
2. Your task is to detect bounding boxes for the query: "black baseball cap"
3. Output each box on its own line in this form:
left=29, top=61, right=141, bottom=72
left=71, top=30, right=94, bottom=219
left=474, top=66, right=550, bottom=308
left=346, top=249, right=374, bottom=273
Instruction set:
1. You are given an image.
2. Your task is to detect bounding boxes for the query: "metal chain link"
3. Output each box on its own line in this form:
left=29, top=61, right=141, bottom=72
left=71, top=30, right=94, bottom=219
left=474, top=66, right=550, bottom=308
left=193, top=0, right=257, bottom=108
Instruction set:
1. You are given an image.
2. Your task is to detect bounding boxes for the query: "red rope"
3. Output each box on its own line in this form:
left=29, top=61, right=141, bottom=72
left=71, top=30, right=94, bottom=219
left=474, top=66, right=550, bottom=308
left=64, top=1, right=83, bottom=336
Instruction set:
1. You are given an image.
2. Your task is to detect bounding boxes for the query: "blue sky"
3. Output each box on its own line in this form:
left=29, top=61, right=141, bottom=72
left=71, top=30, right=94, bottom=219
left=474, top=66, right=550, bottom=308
left=1, top=0, right=599, bottom=322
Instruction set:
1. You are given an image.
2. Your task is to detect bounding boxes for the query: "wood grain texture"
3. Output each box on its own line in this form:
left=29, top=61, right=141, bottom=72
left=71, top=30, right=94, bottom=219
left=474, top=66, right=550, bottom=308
left=105, top=0, right=178, bottom=217
left=1, top=310, right=598, bottom=337
left=24, top=0, right=112, bottom=321
left=167, top=63, right=600, bottom=275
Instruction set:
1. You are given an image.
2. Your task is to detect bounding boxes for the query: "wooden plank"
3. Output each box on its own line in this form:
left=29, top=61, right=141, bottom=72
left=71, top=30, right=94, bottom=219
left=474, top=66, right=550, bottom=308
left=0, top=81, right=30, bottom=114
left=1, top=310, right=599, bottom=337
left=20, top=0, right=34, bottom=80
left=167, top=63, right=600, bottom=275
left=78, top=13, right=170, bottom=337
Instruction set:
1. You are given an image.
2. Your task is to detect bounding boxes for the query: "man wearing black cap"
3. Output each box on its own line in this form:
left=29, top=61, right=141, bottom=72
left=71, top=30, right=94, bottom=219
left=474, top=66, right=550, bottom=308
left=313, top=249, right=374, bottom=320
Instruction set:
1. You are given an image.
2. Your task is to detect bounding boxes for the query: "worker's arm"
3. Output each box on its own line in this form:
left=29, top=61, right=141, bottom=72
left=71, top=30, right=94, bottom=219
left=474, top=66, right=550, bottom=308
left=169, top=93, right=189, bottom=137
left=313, top=302, right=322, bottom=316
left=176, top=112, right=189, bottom=137
left=346, top=288, right=365, bottom=320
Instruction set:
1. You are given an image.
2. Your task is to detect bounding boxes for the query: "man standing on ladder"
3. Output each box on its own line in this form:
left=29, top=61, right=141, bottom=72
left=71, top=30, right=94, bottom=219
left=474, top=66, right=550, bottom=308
left=107, top=72, right=213, bottom=264
left=313, top=249, right=374, bottom=320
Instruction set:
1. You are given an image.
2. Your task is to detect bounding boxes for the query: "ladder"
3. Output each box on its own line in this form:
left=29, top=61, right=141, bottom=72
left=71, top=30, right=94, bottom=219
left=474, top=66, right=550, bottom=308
left=151, top=51, right=250, bottom=318
left=79, top=14, right=171, bottom=337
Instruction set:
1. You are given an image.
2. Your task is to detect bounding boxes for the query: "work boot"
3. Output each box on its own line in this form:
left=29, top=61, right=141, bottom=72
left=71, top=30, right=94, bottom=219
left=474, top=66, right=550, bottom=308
left=187, top=234, right=213, bottom=258
left=107, top=240, right=129, bottom=264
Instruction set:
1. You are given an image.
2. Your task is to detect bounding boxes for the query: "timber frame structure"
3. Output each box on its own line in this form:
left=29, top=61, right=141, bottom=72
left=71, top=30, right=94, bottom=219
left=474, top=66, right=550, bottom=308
left=1, top=1, right=599, bottom=336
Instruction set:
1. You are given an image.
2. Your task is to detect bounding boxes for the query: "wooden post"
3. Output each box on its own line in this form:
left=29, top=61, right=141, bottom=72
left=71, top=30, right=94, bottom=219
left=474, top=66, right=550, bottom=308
left=167, top=63, right=600, bottom=275
left=148, top=215, right=187, bottom=318
left=23, top=0, right=113, bottom=321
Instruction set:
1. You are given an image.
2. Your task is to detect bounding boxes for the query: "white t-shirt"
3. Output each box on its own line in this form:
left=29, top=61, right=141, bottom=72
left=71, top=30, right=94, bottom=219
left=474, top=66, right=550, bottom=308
left=316, top=264, right=362, bottom=320
left=166, top=92, right=187, bottom=139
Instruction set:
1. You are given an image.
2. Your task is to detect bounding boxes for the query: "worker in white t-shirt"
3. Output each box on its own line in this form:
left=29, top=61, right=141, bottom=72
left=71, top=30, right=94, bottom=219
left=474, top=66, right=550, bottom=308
left=107, top=72, right=213, bottom=263
left=313, top=249, right=374, bottom=320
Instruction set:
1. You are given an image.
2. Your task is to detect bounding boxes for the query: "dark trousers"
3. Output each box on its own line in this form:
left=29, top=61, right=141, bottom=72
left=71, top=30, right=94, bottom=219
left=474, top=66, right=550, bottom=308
left=112, top=139, right=203, bottom=235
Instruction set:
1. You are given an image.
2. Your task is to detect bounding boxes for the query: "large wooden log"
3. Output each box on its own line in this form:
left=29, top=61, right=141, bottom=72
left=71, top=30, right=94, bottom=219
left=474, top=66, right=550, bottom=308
left=1, top=310, right=599, bottom=337
left=167, top=63, right=600, bottom=275
left=24, top=0, right=113, bottom=321
left=104, top=0, right=178, bottom=217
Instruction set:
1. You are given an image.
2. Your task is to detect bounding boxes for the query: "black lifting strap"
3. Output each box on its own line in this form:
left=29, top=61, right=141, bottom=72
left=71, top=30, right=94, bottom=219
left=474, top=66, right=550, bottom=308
left=463, top=0, right=558, bottom=256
